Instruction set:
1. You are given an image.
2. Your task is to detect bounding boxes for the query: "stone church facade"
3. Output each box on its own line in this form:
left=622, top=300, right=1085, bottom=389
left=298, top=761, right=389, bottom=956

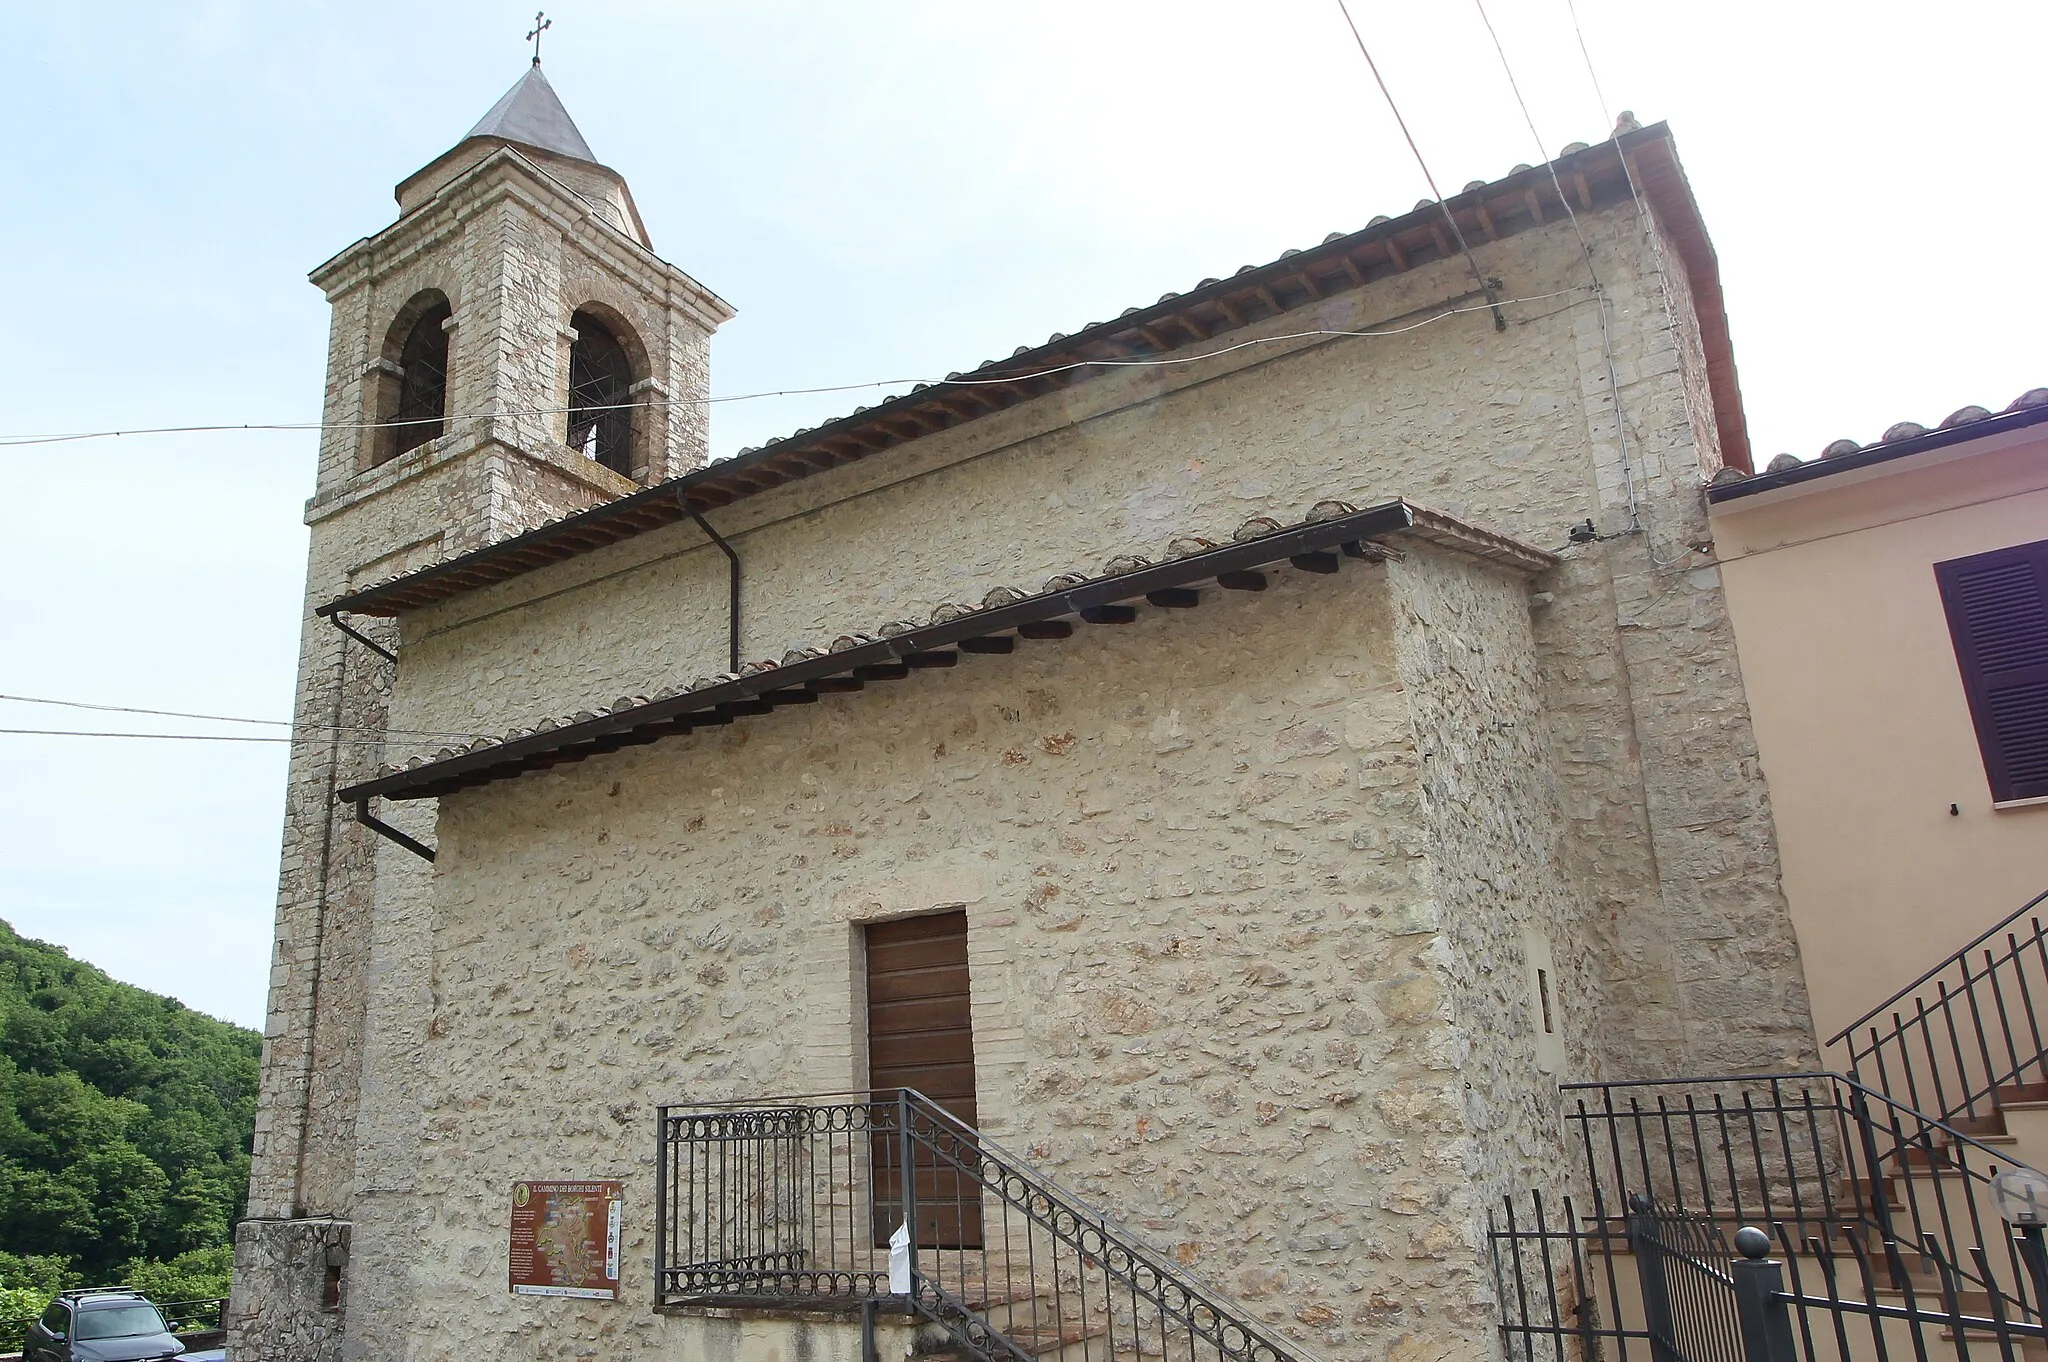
left=231, top=62, right=1815, bottom=1362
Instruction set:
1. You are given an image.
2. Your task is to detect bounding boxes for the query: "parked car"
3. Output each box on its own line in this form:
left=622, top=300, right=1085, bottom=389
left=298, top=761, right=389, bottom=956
left=23, top=1290, right=184, bottom=1362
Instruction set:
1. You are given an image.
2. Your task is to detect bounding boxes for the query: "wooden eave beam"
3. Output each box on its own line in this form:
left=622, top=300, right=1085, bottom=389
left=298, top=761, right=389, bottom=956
left=337, top=500, right=1488, bottom=805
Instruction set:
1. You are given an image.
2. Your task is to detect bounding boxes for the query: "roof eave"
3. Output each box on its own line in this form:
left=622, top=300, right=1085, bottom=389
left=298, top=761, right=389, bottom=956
left=340, top=499, right=1555, bottom=803
left=324, top=127, right=1677, bottom=619
left=1706, top=403, right=2048, bottom=504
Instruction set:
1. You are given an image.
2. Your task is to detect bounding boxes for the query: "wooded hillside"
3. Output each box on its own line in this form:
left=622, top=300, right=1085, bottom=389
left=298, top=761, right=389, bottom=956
left=0, top=918, right=259, bottom=1281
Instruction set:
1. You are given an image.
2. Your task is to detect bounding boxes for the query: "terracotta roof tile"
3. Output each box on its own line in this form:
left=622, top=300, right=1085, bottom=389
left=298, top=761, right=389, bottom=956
left=350, top=497, right=1555, bottom=798
left=1709, top=385, right=2048, bottom=499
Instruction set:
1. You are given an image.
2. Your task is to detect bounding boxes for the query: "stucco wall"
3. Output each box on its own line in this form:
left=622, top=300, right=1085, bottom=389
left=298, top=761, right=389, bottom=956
left=1711, top=429, right=2048, bottom=1046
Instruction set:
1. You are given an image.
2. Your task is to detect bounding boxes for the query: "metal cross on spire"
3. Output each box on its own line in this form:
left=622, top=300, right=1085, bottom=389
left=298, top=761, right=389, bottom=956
left=526, top=10, right=551, bottom=65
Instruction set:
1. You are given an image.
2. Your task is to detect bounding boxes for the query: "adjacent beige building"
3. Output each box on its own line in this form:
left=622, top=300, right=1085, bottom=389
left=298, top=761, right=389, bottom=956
left=1708, top=402, right=2048, bottom=1050
left=229, top=62, right=1849, bottom=1362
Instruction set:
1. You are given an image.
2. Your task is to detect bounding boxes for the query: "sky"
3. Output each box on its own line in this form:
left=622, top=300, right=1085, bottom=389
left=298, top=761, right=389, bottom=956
left=0, top=1, right=2042, bottom=1031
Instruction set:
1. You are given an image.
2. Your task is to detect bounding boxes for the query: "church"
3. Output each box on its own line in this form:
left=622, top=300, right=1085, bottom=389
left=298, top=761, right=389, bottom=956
left=229, top=53, right=1825, bottom=1362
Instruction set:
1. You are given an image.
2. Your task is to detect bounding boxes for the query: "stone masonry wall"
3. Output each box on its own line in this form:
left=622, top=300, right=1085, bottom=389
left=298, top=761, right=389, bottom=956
left=375, top=557, right=1554, bottom=1362
left=1386, top=550, right=1601, bottom=1239
left=244, top=149, right=732, bottom=1361
left=385, top=195, right=1814, bottom=1081
left=254, top=147, right=1820, bottom=1362
left=228, top=1218, right=348, bottom=1362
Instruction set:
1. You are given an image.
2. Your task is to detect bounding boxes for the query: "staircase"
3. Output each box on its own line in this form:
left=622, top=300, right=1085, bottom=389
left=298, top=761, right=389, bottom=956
left=1830, top=887, right=2048, bottom=1139
left=654, top=1091, right=1318, bottom=1362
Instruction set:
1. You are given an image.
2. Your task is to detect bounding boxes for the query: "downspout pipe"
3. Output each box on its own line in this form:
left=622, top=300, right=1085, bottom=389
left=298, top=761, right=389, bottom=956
left=324, top=613, right=425, bottom=858
left=680, top=492, right=741, bottom=674
left=352, top=797, right=436, bottom=863
left=327, top=611, right=397, bottom=665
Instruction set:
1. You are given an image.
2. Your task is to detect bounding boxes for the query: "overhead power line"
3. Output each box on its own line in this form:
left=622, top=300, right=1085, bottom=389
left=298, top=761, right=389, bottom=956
left=1561, top=0, right=1618, bottom=129
left=0, top=692, right=493, bottom=743
left=0, top=290, right=1590, bottom=450
left=0, top=728, right=354, bottom=745
left=1331, top=0, right=1507, bottom=332
left=1470, top=0, right=1695, bottom=573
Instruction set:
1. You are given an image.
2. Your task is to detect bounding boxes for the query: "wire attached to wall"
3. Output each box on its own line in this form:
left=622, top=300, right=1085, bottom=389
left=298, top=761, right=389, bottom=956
left=1469, top=0, right=1700, bottom=572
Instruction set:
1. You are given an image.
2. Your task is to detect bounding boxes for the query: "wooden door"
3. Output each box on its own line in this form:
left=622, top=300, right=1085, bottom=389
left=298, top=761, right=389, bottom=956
left=867, top=911, right=982, bottom=1247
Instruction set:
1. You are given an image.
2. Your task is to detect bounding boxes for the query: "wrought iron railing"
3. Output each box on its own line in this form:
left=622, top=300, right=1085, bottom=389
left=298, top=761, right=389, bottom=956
left=1564, top=1072, right=2047, bottom=1324
left=1829, top=889, right=2048, bottom=1130
left=655, top=1089, right=1323, bottom=1362
left=1489, top=1189, right=2048, bottom=1362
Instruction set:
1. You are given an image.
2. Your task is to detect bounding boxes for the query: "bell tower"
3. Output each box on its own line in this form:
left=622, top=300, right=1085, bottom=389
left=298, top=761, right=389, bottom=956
left=306, top=60, right=732, bottom=549
left=232, top=62, right=731, bottom=1362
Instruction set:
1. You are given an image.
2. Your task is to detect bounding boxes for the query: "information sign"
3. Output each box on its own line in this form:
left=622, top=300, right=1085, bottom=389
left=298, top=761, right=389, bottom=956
left=508, top=1180, right=622, bottom=1300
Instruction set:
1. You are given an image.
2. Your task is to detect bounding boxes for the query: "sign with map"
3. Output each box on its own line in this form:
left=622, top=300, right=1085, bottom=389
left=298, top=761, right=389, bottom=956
left=508, top=1180, right=622, bottom=1300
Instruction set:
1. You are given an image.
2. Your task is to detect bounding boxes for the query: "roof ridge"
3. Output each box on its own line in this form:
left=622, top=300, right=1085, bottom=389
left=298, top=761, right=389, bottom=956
left=325, top=126, right=1682, bottom=620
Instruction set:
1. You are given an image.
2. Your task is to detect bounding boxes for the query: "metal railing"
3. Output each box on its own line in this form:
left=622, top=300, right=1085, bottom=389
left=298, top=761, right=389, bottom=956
left=656, top=1089, right=1322, bottom=1362
left=1829, top=889, right=2048, bottom=1129
left=1564, top=1073, right=2047, bottom=1324
left=1630, top=1197, right=1745, bottom=1362
left=1490, top=1189, right=2048, bottom=1362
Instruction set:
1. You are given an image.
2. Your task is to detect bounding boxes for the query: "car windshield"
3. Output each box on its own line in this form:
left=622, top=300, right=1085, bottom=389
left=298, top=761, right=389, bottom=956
left=73, top=1304, right=167, bottom=1340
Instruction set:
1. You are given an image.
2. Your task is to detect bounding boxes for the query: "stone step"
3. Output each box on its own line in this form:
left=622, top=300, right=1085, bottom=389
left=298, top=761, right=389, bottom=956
left=919, top=1318, right=1118, bottom=1362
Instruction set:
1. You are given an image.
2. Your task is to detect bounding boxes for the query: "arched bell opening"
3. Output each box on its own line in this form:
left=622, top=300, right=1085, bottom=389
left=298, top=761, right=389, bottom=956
left=567, top=308, right=639, bottom=478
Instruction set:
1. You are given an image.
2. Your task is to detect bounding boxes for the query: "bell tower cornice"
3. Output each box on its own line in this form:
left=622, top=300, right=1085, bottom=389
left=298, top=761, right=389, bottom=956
left=309, top=147, right=732, bottom=333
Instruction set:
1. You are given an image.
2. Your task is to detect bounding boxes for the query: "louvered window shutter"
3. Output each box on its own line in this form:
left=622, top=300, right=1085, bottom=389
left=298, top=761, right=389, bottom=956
left=1935, top=539, right=2048, bottom=803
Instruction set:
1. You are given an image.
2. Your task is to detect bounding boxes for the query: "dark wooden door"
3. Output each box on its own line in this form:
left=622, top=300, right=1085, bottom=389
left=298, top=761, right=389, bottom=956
left=867, top=911, right=982, bottom=1247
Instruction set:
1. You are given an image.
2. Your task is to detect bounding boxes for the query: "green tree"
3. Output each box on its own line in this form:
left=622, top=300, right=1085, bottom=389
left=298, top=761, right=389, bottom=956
left=0, top=920, right=260, bottom=1281
left=114, top=1245, right=234, bottom=1310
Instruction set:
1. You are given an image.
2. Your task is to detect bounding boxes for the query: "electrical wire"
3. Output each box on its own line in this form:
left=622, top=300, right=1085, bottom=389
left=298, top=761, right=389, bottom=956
left=1467, top=0, right=1700, bottom=569
left=0, top=285, right=1592, bottom=451
left=1331, top=0, right=1507, bottom=331
left=1552, top=0, right=1692, bottom=446
left=1561, top=0, right=1616, bottom=131
left=1, top=696, right=491, bottom=737
left=1, top=728, right=367, bottom=745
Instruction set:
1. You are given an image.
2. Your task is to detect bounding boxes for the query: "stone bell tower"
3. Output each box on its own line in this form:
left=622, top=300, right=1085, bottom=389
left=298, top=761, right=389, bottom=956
left=231, top=61, right=732, bottom=1362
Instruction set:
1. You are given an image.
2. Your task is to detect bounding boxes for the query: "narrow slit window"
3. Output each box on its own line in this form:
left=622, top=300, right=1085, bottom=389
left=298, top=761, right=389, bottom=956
left=1536, top=967, right=1554, bottom=1035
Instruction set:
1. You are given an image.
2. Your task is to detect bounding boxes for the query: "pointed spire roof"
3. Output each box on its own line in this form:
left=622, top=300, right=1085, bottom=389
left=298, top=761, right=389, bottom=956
left=465, top=64, right=596, bottom=164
